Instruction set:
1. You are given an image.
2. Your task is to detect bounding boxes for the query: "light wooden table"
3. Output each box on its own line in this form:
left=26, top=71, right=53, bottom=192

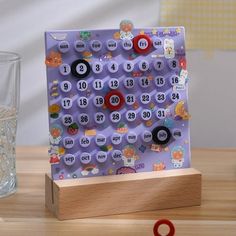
left=0, top=147, right=235, bottom=236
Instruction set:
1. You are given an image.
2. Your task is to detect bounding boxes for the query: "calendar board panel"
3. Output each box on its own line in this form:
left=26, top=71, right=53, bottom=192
left=45, top=25, right=191, bottom=180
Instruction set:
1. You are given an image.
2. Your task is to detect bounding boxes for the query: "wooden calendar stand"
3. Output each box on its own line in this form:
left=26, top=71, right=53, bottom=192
left=45, top=168, right=201, bottom=220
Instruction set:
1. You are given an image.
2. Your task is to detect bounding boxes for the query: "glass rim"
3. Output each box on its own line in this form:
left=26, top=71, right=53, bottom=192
left=0, top=51, right=21, bottom=62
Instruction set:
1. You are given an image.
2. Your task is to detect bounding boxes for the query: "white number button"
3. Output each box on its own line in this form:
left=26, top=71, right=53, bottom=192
left=59, top=63, right=71, bottom=75
left=96, top=151, right=107, bottom=163
left=63, top=137, right=75, bottom=149
left=137, top=38, right=149, bottom=50
left=110, top=111, right=121, bottom=123
left=74, top=40, right=86, bottom=52
left=76, top=63, right=88, bottom=76
left=140, top=93, right=151, bottom=104
left=112, top=150, right=122, bottom=162
left=63, top=154, right=75, bottom=166
left=111, top=133, right=122, bottom=145
left=93, top=79, right=104, bottom=90
left=141, top=109, right=152, bottom=120
left=77, top=80, right=88, bottom=91
left=171, top=92, right=181, bottom=102
left=139, top=77, right=150, bottom=88
left=126, top=132, right=137, bottom=144
left=126, top=110, right=136, bottom=122
left=121, top=39, right=133, bottom=50
left=170, top=75, right=179, bottom=85
left=78, top=113, right=89, bottom=125
left=142, top=130, right=152, bottom=142
left=152, top=37, right=163, bottom=49
left=94, top=112, right=105, bottom=124
left=61, top=98, right=73, bottom=109
left=168, top=59, right=178, bottom=70
left=153, top=59, right=164, bottom=71
left=80, top=152, right=92, bottom=164
left=93, top=96, right=104, bottom=107
left=109, top=95, right=120, bottom=106
left=95, top=134, right=106, bottom=146
left=155, top=76, right=165, bottom=87
left=106, top=39, right=117, bottom=51
left=124, top=77, right=134, bottom=89
left=92, top=62, right=103, bottom=74
left=156, top=108, right=167, bottom=119
left=79, top=136, right=90, bottom=147
left=77, top=97, right=88, bottom=108
left=108, top=78, right=119, bottom=90
left=62, top=114, right=73, bottom=126
left=156, top=92, right=166, bottom=103
left=58, top=41, right=70, bottom=53
left=123, top=61, right=134, bottom=72
left=125, top=94, right=135, bottom=105
left=107, top=61, right=119, bottom=73
left=139, top=60, right=149, bottom=71
left=60, top=81, right=72, bottom=92
left=90, top=40, right=102, bottom=52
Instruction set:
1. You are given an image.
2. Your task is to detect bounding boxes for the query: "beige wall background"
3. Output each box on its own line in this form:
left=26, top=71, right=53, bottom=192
left=0, top=0, right=235, bottom=147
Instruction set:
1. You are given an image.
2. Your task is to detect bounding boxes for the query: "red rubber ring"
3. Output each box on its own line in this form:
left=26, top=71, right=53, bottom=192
left=104, top=90, right=125, bottom=111
left=153, top=219, right=175, bottom=236
left=133, top=34, right=152, bottom=54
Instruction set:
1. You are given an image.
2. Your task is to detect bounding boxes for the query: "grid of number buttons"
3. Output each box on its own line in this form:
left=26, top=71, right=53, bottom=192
left=45, top=27, right=191, bottom=180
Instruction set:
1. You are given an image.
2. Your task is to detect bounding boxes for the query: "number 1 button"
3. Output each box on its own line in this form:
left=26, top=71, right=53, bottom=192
left=71, top=59, right=91, bottom=79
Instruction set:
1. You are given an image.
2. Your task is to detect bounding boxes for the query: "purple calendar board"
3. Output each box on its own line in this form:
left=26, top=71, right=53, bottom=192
left=45, top=25, right=191, bottom=180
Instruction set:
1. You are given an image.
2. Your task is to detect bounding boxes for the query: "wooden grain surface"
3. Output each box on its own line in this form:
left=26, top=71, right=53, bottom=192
left=0, top=147, right=236, bottom=235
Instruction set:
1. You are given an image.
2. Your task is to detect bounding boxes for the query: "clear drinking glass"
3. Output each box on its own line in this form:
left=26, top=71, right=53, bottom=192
left=0, top=51, right=20, bottom=198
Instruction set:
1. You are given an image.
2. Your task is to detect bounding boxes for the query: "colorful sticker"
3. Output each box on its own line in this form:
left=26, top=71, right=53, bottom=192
left=175, top=101, right=191, bottom=120
left=49, top=124, right=63, bottom=145
left=119, top=19, right=134, bottom=40
left=116, top=122, right=128, bottom=133
left=45, top=51, right=62, bottom=67
left=81, top=164, right=99, bottom=176
left=116, top=166, right=136, bottom=175
left=164, top=38, right=175, bottom=59
left=67, top=122, right=79, bottom=135
left=122, top=145, right=139, bottom=167
left=79, top=31, right=91, bottom=41
left=85, top=129, right=97, bottom=136
left=153, top=162, right=166, bottom=171
left=171, top=146, right=185, bottom=168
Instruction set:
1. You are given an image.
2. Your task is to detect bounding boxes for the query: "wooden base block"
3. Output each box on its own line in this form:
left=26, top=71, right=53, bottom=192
left=45, top=168, right=201, bottom=220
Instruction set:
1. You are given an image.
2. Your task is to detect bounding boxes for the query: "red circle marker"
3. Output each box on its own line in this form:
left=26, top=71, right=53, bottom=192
left=153, top=219, right=175, bottom=236
left=133, top=34, right=152, bottom=54
left=105, top=90, right=125, bottom=111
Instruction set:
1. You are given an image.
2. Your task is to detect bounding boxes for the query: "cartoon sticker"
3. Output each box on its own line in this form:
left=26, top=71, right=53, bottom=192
left=171, top=146, right=185, bottom=168
left=67, top=122, right=79, bottom=135
left=116, top=166, right=136, bottom=175
left=49, top=124, right=63, bottom=145
left=45, top=51, right=62, bottom=67
left=119, top=19, right=134, bottom=40
left=175, top=101, right=191, bottom=120
left=122, top=145, right=139, bottom=167
left=153, top=162, right=166, bottom=171
left=164, top=38, right=175, bottom=59
left=81, top=164, right=99, bottom=176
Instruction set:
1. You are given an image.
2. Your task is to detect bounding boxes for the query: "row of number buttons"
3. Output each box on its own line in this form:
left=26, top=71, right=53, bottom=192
left=60, top=75, right=180, bottom=94
left=58, top=36, right=162, bottom=54
left=63, top=131, right=152, bottom=150
left=61, top=91, right=180, bottom=110
left=59, top=59, right=178, bottom=76
left=64, top=149, right=124, bottom=165
left=62, top=108, right=168, bottom=127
